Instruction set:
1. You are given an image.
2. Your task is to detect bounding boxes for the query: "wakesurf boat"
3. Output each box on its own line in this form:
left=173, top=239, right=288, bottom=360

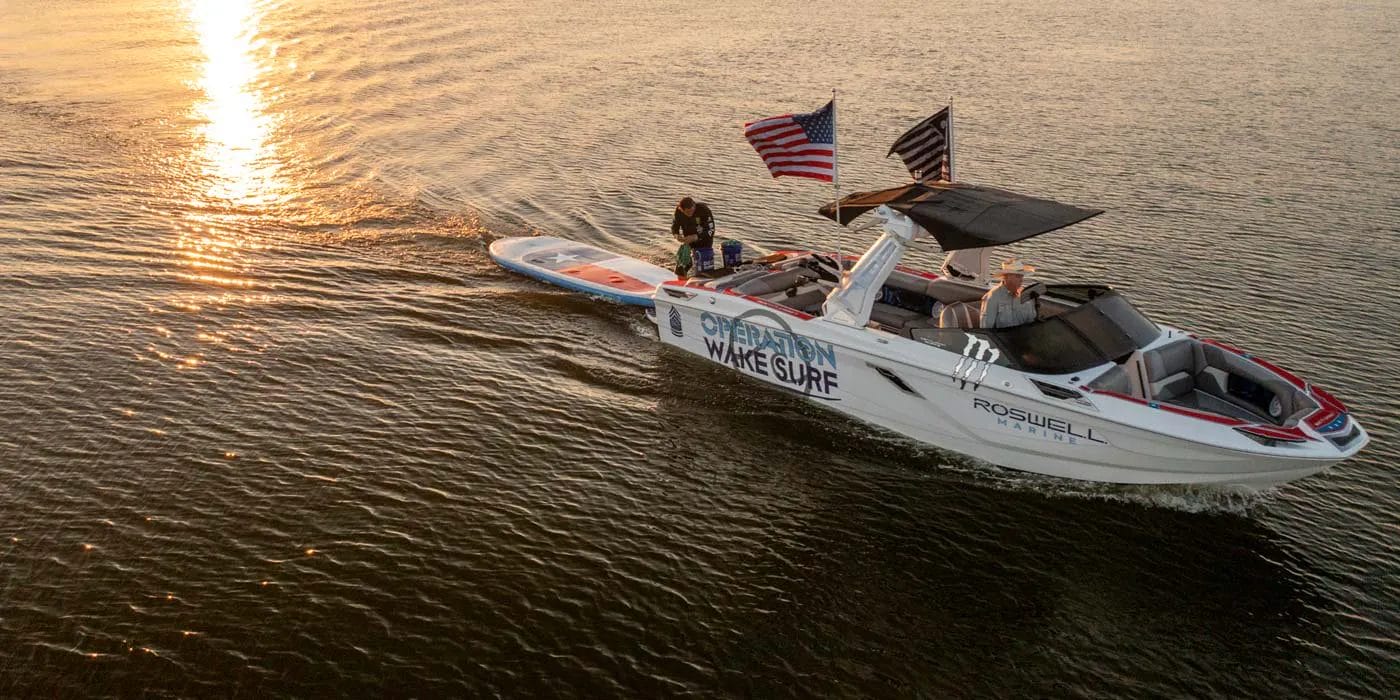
left=642, top=181, right=1368, bottom=486
left=490, top=180, right=1368, bottom=487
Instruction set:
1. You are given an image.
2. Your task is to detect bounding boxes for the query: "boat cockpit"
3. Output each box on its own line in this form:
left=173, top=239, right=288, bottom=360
left=694, top=253, right=1326, bottom=430
left=693, top=251, right=991, bottom=325
left=690, top=252, right=841, bottom=312
left=913, top=284, right=1326, bottom=429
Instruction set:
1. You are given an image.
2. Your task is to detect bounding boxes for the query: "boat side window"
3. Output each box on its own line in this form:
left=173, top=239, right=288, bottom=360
left=914, top=320, right=1109, bottom=374
left=993, top=319, right=1108, bottom=374
left=1036, top=297, right=1077, bottom=319
left=913, top=288, right=1163, bottom=376
left=1090, top=293, right=1159, bottom=346
left=1041, top=284, right=1113, bottom=304
left=1058, top=303, right=1138, bottom=363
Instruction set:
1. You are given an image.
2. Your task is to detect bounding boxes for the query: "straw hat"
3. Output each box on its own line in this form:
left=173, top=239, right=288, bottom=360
left=993, top=258, right=1036, bottom=276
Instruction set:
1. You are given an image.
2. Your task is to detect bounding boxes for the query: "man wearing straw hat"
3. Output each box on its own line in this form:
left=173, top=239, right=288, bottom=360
left=980, top=258, right=1043, bottom=329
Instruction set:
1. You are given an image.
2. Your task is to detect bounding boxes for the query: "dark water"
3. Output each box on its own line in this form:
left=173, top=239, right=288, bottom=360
left=2, top=0, right=1398, bottom=696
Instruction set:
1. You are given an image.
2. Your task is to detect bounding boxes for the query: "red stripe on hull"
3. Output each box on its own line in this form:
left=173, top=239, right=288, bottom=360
left=1199, top=338, right=1308, bottom=390
left=1251, top=358, right=1307, bottom=390
left=1305, top=407, right=1342, bottom=430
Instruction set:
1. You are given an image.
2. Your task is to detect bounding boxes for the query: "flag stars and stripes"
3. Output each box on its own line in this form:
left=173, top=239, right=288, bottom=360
left=743, top=100, right=836, bottom=182
left=889, top=106, right=951, bottom=183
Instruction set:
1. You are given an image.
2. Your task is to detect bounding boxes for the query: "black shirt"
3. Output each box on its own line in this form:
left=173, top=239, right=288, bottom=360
left=671, top=202, right=715, bottom=249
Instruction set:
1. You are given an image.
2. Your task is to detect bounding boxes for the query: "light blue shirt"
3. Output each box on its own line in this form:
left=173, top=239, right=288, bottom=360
left=980, top=284, right=1037, bottom=329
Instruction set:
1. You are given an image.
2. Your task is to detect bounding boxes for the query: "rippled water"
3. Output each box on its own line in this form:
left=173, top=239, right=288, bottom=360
left=2, top=0, right=1398, bottom=695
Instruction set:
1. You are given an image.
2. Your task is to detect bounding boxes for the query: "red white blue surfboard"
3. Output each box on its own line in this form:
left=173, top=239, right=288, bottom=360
left=488, top=236, right=676, bottom=307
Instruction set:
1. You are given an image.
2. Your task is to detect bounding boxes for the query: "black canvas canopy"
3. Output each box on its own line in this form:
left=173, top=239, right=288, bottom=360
left=818, top=181, right=1103, bottom=251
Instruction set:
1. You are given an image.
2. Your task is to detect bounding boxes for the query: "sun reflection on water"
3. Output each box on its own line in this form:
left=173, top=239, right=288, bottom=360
left=162, top=0, right=291, bottom=372
left=174, top=0, right=290, bottom=299
left=186, top=0, right=287, bottom=208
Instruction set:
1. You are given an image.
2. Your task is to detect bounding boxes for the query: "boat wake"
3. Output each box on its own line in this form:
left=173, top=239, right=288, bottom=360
left=916, top=450, right=1280, bottom=515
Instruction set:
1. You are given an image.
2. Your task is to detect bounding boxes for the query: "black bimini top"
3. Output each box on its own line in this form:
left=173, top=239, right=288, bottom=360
left=818, top=181, right=1103, bottom=251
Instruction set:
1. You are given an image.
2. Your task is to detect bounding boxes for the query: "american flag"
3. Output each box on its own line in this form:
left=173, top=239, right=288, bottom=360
left=743, top=100, right=836, bottom=182
left=888, top=106, right=951, bottom=182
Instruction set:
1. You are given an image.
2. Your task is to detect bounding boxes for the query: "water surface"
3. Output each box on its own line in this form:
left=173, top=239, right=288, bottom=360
left=2, top=0, right=1398, bottom=695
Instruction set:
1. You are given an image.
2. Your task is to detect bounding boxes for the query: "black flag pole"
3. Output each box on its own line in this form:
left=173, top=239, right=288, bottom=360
left=831, top=88, right=843, bottom=276
left=947, top=98, right=956, bottom=182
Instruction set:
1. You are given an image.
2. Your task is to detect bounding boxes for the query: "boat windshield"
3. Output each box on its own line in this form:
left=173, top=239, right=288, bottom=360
left=913, top=287, right=1160, bottom=375
left=993, top=287, right=1158, bottom=373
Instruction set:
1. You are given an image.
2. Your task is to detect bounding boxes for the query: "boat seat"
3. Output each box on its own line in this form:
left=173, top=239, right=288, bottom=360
left=734, top=269, right=817, bottom=296
left=926, top=279, right=989, bottom=305
left=706, top=269, right=769, bottom=291
left=871, top=302, right=941, bottom=335
left=871, top=303, right=923, bottom=326
left=1183, top=391, right=1278, bottom=422
left=1198, top=343, right=1314, bottom=424
left=771, top=285, right=829, bottom=313
left=1143, top=339, right=1206, bottom=402
left=939, top=301, right=981, bottom=329
left=882, top=273, right=933, bottom=295
left=1142, top=339, right=1315, bottom=425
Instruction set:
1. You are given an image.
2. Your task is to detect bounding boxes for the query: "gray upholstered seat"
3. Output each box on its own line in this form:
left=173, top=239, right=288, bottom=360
left=870, top=303, right=941, bottom=335
left=939, top=301, right=981, bottom=329
left=733, top=269, right=816, bottom=296
left=1142, top=339, right=1206, bottom=402
left=1141, top=339, right=1317, bottom=424
left=781, top=287, right=829, bottom=313
left=706, top=269, right=769, bottom=291
left=926, top=279, right=990, bottom=305
left=871, top=303, right=923, bottom=327
left=1198, top=344, right=1313, bottom=423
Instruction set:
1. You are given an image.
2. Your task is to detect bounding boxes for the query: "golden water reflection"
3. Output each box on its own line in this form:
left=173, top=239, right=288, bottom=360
left=174, top=0, right=287, bottom=296
left=186, top=0, right=288, bottom=208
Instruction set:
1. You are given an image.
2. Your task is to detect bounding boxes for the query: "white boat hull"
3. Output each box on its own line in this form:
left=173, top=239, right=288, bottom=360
left=653, top=286, right=1366, bottom=487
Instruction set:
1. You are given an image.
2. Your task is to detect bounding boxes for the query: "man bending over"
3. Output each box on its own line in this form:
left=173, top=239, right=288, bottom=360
left=671, top=196, right=715, bottom=276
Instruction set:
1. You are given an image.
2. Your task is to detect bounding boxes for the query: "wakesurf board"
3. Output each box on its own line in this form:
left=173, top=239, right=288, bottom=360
left=488, top=236, right=675, bottom=307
